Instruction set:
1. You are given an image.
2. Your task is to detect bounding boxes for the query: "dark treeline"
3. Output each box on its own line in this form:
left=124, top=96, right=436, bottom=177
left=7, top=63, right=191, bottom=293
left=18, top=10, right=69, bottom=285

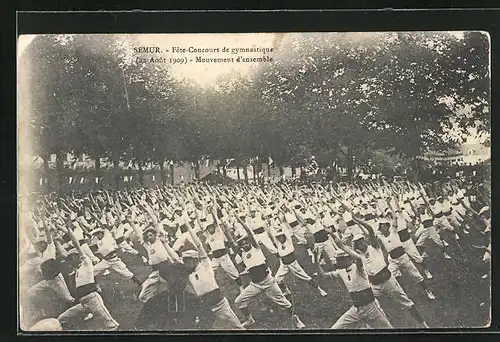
left=18, top=32, right=490, bottom=191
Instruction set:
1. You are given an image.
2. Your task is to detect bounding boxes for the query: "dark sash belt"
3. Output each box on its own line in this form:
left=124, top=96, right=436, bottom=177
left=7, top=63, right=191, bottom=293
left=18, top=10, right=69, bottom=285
left=389, top=246, right=405, bottom=259
left=76, top=283, right=98, bottom=301
left=350, top=287, right=375, bottom=308
left=212, top=249, right=227, bottom=258
left=281, top=252, right=296, bottom=265
left=398, top=229, right=411, bottom=242
left=368, top=266, right=391, bottom=286
left=253, top=227, right=265, bottom=234
left=313, top=229, right=329, bottom=243
left=422, top=220, right=433, bottom=228
left=103, top=251, right=117, bottom=260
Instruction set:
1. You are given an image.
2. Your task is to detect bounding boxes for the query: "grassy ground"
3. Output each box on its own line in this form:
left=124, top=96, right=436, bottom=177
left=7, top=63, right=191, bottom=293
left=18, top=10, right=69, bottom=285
left=23, top=227, right=491, bottom=331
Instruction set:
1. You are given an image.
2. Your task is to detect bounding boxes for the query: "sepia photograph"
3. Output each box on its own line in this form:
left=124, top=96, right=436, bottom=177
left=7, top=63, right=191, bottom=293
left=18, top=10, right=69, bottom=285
left=17, top=31, right=491, bottom=331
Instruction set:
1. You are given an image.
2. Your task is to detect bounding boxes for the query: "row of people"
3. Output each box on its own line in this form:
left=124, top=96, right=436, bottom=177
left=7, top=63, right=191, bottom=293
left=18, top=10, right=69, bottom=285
left=20, top=178, right=490, bottom=330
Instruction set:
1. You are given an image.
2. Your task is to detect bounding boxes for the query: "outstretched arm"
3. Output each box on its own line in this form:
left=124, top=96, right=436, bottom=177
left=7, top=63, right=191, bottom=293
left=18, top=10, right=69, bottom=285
left=186, top=219, right=208, bottom=259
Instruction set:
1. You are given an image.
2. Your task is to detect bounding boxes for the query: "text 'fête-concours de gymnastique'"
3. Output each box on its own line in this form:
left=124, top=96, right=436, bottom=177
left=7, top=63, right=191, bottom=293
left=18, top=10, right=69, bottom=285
left=133, top=46, right=275, bottom=65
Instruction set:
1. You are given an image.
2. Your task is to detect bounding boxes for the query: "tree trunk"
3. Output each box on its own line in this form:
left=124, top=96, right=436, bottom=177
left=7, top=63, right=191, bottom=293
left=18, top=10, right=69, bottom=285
left=43, top=153, right=49, bottom=173
left=347, top=143, right=354, bottom=181
left=170, top=162, right=175, bottom=186
left=252, top=164, right=257, bottom=184
left=291, top=166, right=296, bottom=178
left=412, top=157, right=419, bottom=183
left=279, top=166, right=284, bottom=176
left=56, top=151, right=64, bottom=195
left=267, top=162, right=271, bottom=178
left=113, top=158, right=120, bottom=190
left=138, top=163, right=145, bottom=187
left=243, top=165, right=249, bottom=184
left=236, top=163, right=241, bottom=181
left=95, top=156, right=101, bottom=172
left=222, top=165, right=227, bottom=177
left=93, top=155, right=101, bottom=190
left=194, top=161, right=201, bottom=180
left=41, top=153, right=50, bottom=191
left=160, top=160, right=166, bottom=185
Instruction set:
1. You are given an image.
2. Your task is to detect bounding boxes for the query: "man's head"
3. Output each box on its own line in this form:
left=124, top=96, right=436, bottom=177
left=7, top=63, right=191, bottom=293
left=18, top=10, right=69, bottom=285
left=181, top=249, right=200, bottom=272
left=158, top=262, right=192, bottom=294
left=334, top=249, right=353, bottom=269
left=250, top=208, right=257, bottom=218
left=275, top=232, right=287, bottom=244
left=33, top=240, right=48, bottom=254
left=237, top=235, right=252, bottom=252
left=65, top=251, right=81, bottom=270
left=206, top=223, right=216, bottom=235
left=352, top=234, right=368, bottom=254
left=143, top=227, right=157, bottom=243
left=92, top=230, right=105, bottom=241
left=378, top=220, right=391, bottom=236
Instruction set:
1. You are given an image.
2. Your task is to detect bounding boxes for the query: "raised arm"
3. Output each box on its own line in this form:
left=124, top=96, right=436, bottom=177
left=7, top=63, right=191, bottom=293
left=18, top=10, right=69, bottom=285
left=65, top=217, right=84, bottom=257
left=236, top=217, right=259, bottom=249
left=186, top=219, right=208, bottom=259
left=330, top=232, right=362, bottom=261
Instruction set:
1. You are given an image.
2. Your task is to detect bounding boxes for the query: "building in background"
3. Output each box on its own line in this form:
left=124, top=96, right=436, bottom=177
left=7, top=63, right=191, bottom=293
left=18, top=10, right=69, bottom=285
left=419, top=143, right=491, bottom=166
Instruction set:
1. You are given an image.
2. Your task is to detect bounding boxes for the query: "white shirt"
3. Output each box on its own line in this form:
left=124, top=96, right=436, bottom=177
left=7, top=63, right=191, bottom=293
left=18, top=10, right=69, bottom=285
left=275, top=235, right=295, bottom=257
left=249, top=214, right=265, bottom=232
left=172, top=232, right=196, bottom=252
left=96, top=231, right=118, bottom=257
left=328, top=262, right=371, bottom=293
left=361, top=245, right=387, bottom=276
left=431, top=202, right=442, bottom=215
left=189, top=258, right=219, bottom=296
left=284, top=211, right=298, bottom=225
left=144, top=238, right=170, bottom=265
left=206, top=230, right=227, bottom=251
left=72, top=224, right=85, bottom=241
left=40, top=242, right=56, bottom=262
left=377, top=231, right=402, bottom=253
left=441, top=200, right=452, bottom=213
left=75, top=255, right=95, bottom=287
left=321, top=213, right=335, bottom=229
left=396, top=212, right=407, bottom=232
left=241, top=246, right=267, bottom=268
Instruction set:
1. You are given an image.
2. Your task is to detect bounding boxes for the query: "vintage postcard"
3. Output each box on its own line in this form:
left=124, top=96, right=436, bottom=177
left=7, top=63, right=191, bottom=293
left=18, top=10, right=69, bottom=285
left=18, top=32, right=491, bottom=331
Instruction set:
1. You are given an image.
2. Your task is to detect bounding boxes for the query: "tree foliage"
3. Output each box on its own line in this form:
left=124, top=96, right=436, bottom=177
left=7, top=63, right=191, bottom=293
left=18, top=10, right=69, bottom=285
left=19, top=32, right=490, bottom=183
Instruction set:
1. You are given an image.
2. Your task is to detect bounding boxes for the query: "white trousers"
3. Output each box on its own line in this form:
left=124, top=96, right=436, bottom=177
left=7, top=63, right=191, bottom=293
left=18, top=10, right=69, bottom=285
left=118, top=240, right=139, bottom=255
left=401, top=239, right=423, bottom=264
left=58, top=292, right=119, bottom=330
left=372, top=276, right=414, bottom=310
left=212, top=254, right=240, bottom=280
left=210, top=297, right=245, bottom=330
left=274, top=260, right=312, bottom=284
left=388, top=254, right=424, bottom=284
left=332, top=299, right=392, bottom=329
left=81, top=243, right=100, bottom=264
left=93, top=256, right=134, bottom=279
left=235, top=274, right=291, bottom=310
